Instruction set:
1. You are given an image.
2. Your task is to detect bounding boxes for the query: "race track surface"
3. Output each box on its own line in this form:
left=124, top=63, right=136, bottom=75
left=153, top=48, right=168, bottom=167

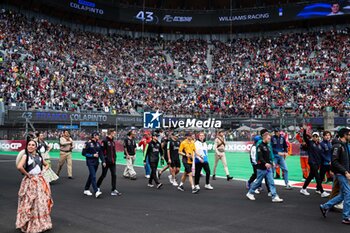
left=0, top=155, right=348, bottom=233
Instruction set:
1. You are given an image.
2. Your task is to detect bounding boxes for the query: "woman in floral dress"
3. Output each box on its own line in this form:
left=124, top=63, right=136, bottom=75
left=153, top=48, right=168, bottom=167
left=16, top=139, right=53, bottom=233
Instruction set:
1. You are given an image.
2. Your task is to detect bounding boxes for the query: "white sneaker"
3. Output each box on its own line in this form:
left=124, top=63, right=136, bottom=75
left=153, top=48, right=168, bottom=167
left=321, top=192, right=330, bottom=198
left=95, top=190, right=102, bottom=198
left=145, top=175, right=150, bottom=179
left=147, top=183, right=154, bottom=188
left=315, top=190, right=322, bottom=194
left=334, top=202, right=344, bottom=210
left=254, top=189, right=260, bottom=194
left=268, top=192, right=272, bottom=197
left=168, top=175, right=174, bottom=184
left=246, top=193, right=255, bottom=201
left=272, top=196, right=284, bottom=203
left=285, top=184, right=293, bottom=190
left=172, top=180, right=178, bottom=186
left=111, top=190, right=122, bottom=196
left=204, top=184, right=214, bottom=190
left=83, top=190, right=93, bottom=196
left=300, top=189, right=310, bottom=196
left=195, top=185, right=200, bottom=190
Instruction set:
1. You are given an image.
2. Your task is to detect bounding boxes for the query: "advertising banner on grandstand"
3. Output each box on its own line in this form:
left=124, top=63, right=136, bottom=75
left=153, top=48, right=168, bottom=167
left=36, top=0, right=350, bottom=27
left=6, top=110, right=143, bottom=125
left=42, top=0, right=118, bottom=21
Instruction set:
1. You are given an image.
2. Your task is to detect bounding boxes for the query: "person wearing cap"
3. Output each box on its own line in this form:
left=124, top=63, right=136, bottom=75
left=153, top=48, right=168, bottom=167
left=271, top=128, right=292, bottom=190
left=246, top=132, right=283, bottom=203
left=246, top=135, right=270, bottom=195
left=300, top=129, right=330, bottom=197
left=178, top=132, right=198, bottom=194
left=167, top=132, right=181, bottom=186
left=138, top=131, right=152, bottom=179
left=320, top=128, right=350, bottom=224
left=57, top=130, right=74, bottom=179
left=194, top=132, right=213, bottom=191
left=82, top=132, right=106, bottom=198
left=123, top=130, right=137, bottom=180
left=212, top=130, right=233, bottom=181
left=97, top=129, right=122, bottom=196
left=143, top=132, right=163, bottom=189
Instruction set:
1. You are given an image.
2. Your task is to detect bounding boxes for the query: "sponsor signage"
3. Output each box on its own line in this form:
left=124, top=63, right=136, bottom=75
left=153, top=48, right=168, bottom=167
left=80, top=122, right=98, bottom=126
left=5, top=111, right=346, bottom=128
left=26, top=1, right=350, bottom=28
left=0, top=141, right=24, bottom=150
left=69, top=0, right=104, bottom=15
left=7, top=110, right=115, bottom=124
left=57, top=125, right=79, bottom=130
left=143, top=111, right=222, bottom=129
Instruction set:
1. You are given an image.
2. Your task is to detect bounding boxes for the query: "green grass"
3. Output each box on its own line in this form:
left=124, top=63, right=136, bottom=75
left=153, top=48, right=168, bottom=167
left=2, top=151, right=304, bottom=182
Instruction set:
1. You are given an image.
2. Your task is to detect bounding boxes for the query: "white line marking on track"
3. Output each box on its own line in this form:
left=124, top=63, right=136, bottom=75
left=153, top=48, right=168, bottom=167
left=0, top=160, right=16, bottom=162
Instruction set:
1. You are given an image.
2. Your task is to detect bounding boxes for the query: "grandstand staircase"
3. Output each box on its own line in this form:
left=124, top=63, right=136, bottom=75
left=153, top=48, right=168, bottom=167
left=164, top=52, right=180, bottom=78
left=206, top=44, right=213, bottom=70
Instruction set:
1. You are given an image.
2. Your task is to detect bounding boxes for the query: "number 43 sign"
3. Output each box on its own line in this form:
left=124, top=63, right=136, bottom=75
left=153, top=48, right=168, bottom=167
left=135, top=11, right=159, bottom=23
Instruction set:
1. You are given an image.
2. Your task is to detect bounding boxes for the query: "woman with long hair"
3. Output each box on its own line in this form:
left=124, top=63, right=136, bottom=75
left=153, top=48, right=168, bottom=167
left=16, top=139, right=53, bottom=233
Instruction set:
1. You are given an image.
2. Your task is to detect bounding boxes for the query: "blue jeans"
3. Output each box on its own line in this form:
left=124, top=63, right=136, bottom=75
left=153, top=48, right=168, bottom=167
left=249, top=169, right=278, bottom=199
left=85, top=164, right=99, bottom=193
left=322, top=174, right=350, bottom=219
left=274, top=154, right=289, bottom=185
left=144, top=156, right=151, bottom=176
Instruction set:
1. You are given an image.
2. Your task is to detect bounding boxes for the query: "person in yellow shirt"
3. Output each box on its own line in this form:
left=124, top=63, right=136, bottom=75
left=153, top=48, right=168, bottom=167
left=177, top=132, right=199, bottom=194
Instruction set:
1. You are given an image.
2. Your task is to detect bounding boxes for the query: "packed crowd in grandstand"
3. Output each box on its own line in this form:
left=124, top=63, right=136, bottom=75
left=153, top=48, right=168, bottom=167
left=0, top=10, right=349, bottom=117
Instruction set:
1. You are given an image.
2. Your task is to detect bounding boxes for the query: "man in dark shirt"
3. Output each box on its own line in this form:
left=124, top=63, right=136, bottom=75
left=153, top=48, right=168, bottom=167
left=320, top=128, right=350, bottom=224
left=320, top=131, right=333, bottom=183
left=97, top=129, right=122, bottom=196
left=143, top=132, right=163, bottom=189
left=158, top=131, right=171, bottom=182
left=123, top=130, right=137, bottom=180
left=82, top=132, right=106, bottom=198
left=246, top=132, right=283, bottom=203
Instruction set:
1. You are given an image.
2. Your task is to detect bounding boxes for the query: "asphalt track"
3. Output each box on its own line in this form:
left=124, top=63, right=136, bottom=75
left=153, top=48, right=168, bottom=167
left=0, top=154, right=348, bottom=233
